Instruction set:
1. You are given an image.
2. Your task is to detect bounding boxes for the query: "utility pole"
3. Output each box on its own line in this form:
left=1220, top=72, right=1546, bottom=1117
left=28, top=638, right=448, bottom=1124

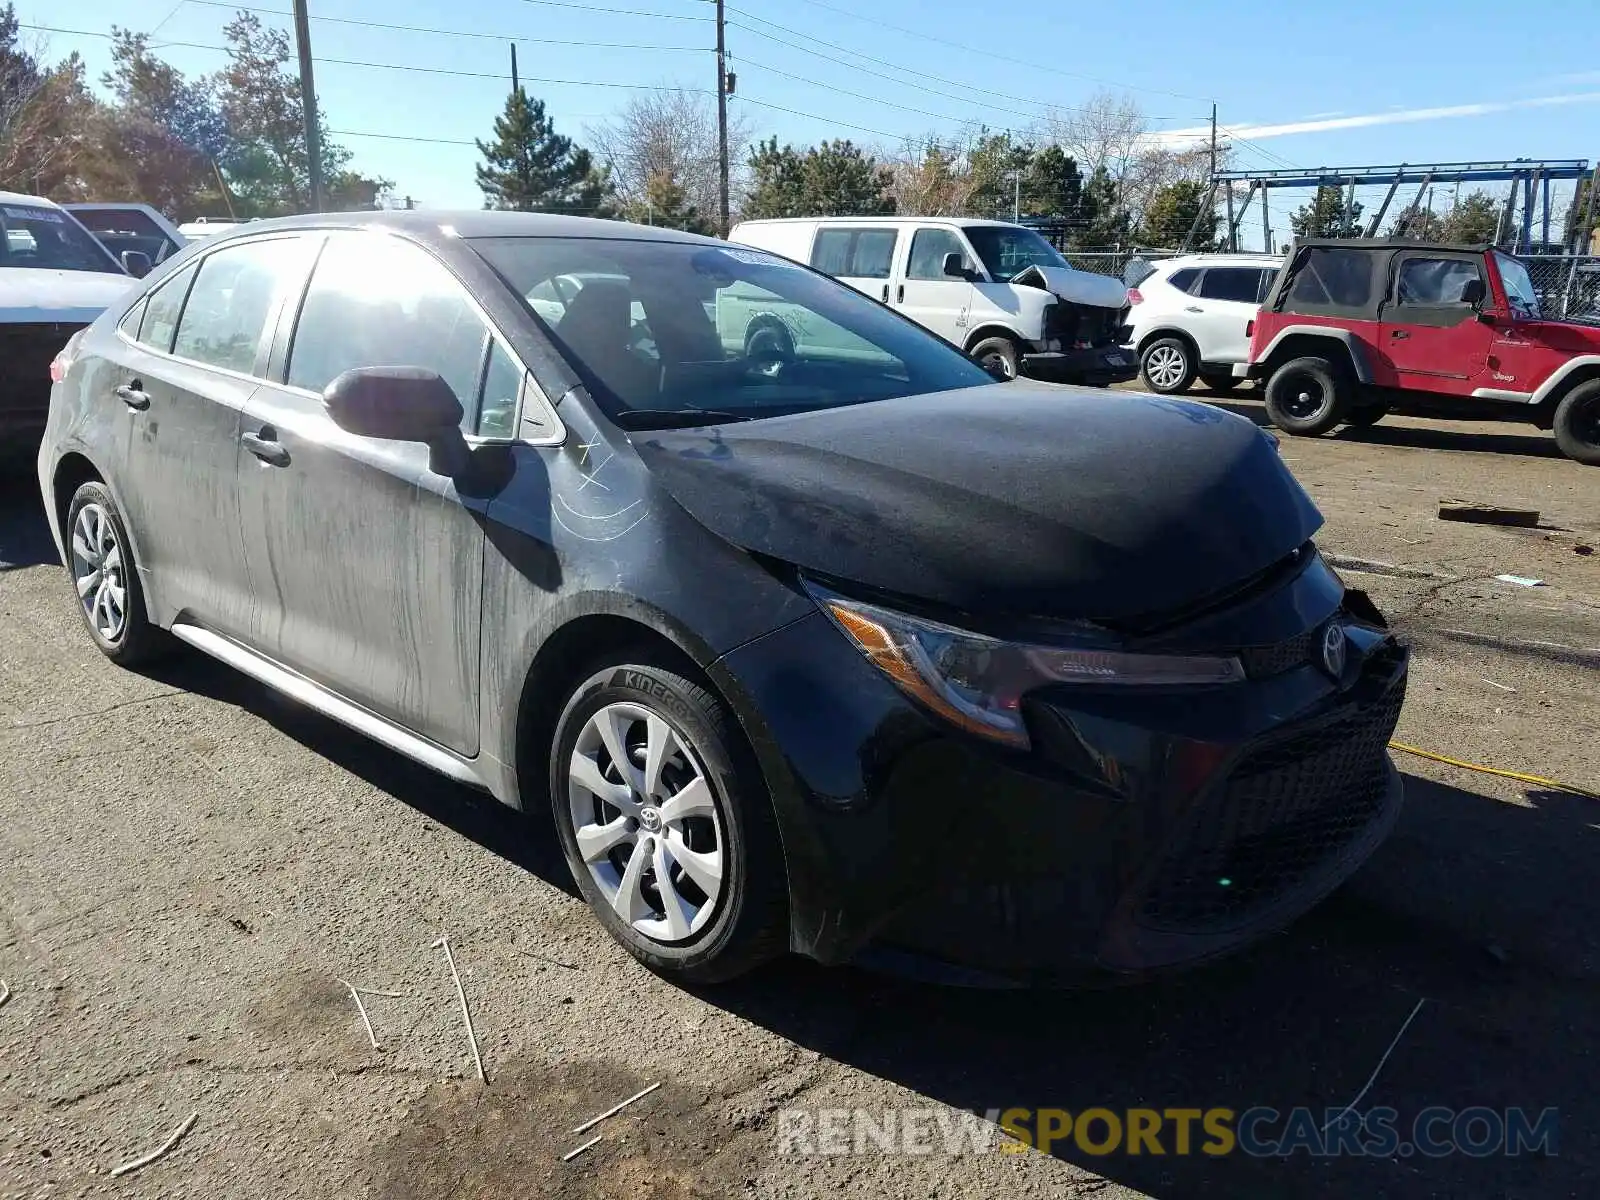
left=1208, top=103, right=1218, bottom=185
left=510, top=42, right=520, bottom=96
left=291, top=0, right=324, bottom=213
left=715, top=0, right=730, bottom=236
left=1013, top=170, right=1021, bottom=222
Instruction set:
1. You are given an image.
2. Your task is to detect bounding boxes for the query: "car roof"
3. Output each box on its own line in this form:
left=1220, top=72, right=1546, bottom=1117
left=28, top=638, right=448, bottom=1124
left=1155, top=253, right=1282, bottom=268
left=734, top=215, right=1020, bottom=229
left=207, top=209, right=720, bottom=246
left=0, top=189, right=63, bottom=208
left=1292, top=237, right=1493, bottom=253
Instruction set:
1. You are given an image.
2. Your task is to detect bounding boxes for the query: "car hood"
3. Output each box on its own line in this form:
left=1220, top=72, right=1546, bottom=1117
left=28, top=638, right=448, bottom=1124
left=633, top=385, right=1324, bottom=625
left=1012, top=264, right=1130, bottom=310
left=0, top=267, right=133, bottom=324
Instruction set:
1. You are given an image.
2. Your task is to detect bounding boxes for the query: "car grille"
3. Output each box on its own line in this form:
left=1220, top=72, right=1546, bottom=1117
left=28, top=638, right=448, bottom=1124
left=1239, top=628, right=1317, bottom=678
left=0, top=322, right=81, bottom=436
left=1137, top=661, right=1406, bottom=932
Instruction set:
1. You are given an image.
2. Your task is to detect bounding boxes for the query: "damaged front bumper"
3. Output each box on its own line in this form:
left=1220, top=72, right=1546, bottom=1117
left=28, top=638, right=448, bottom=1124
left=1022, top=344, right=1138, bottom=387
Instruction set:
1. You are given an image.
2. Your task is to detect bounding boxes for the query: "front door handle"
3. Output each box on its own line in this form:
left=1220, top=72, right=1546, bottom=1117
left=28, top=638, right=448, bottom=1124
left=241, top=429, right=290, bottom=467
left=113, top=382, right=150, bottom=410
left=1391, top=330, right=1410, bottom=339
left=896, top=284, right=905, bottom=303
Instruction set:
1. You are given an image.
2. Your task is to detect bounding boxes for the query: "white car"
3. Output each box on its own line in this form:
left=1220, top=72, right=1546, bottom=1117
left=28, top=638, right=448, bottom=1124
left=1123, top=254, right=1282, bottom=393
left=730, top=217, right=1136, bottom=386
left=63, top=203, right=188, bottom=274
left=1, top=191, right=136, bottom=450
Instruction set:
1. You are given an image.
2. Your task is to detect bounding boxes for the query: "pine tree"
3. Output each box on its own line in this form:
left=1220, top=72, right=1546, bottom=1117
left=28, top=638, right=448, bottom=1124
left=1445, top=190, right=1504, bottom=245
left=1290, top=185, right=1364, bottom=239
left=1074, top=165, right=1130, bottom=248
left=630, top=169, right=713, bottom=234
left=1139, top=180, right=1217, bottom=249
left=476, top=88, right=612, bottom=215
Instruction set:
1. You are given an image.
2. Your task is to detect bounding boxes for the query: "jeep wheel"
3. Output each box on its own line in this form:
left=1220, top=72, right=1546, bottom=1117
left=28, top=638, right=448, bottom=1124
left=1140, top=337, right=1195, bottom=394
left=549, top=657, right=788, bottom=983
left=1552, top=380, right=1600, bottom=466
left=1264, top=356, right=1350, bottom=436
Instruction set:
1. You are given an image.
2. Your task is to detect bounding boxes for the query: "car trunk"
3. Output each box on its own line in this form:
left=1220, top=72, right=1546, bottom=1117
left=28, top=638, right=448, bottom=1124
left=0, top=321, right=80, bottom=441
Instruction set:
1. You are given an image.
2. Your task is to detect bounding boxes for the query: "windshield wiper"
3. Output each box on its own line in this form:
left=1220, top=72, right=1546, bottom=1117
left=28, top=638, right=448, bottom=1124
left=613, top=407, right=756, bottom=430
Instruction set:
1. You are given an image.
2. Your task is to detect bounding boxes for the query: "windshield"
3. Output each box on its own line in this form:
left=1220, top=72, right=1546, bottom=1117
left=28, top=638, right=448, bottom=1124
left=471, top=236, right=993, bottom=428
left=963, top=226, right=1069, bottom=280
left=0, top=204, right=123, bottom=274
left=67, top=207, right=182, bottom=263
left=1494, top=252, right=1541, bottom=320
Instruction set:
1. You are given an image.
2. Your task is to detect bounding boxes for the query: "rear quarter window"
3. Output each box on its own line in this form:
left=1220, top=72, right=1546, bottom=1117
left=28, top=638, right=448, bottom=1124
left=1289, top=248, right=1375, bottom=310
left=1166, top=268, right=1200, bottom=293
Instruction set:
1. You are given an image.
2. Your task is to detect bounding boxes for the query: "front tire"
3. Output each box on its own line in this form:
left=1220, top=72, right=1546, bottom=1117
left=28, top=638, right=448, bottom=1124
left=64, top=481, right=165, bottom=667
left=1141, top=337, right=1196, bottom=394
left=1552, top=380, right=1600, bottom=466
left=1264, top=356, right=1351, bottom=436
left=548, top=658, right=787, bottom=983
left=968, top=335, right=1022, bottom=380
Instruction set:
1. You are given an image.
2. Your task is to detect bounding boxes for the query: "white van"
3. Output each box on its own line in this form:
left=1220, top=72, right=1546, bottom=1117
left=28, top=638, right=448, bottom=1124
left=728, top=216, right=1136, bottom=385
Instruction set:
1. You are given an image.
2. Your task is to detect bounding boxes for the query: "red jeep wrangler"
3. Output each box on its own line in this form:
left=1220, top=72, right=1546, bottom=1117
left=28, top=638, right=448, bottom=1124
left=1236, top=238, right=1600, bottom=465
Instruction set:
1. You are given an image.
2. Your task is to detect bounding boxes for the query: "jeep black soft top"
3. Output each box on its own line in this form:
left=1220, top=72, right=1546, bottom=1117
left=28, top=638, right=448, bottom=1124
left=1265, top=238, right=1494, bottom=318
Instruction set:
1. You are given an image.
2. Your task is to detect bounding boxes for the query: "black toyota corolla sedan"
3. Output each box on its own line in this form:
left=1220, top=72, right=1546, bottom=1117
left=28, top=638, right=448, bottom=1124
left=37, top=211, right=1408, bottom=985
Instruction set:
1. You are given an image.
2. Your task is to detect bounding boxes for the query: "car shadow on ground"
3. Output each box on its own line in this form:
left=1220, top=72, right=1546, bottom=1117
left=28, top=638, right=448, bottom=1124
left=0, top=469, right=56, bottom=571
left=1204, top=399, right=1566, bottom=460
left=699, top=770, right=1597, bottom=1198
left=137, top=641, right=1597, bottom=1198
left=139, top=648, right=579, bottom=896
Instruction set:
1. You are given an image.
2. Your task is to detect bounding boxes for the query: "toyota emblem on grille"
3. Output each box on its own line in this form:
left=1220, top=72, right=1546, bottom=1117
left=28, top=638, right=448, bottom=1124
left=1320, top=623, right=1347, bottom=679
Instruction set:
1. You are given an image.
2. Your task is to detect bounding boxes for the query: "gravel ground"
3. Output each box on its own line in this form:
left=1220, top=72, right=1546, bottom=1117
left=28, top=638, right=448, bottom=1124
left=1, top=403, right=1597, bottom=1200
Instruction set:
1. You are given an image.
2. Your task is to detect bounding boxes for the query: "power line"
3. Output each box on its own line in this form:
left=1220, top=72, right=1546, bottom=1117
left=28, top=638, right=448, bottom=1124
left=331, top=129, right=478, bottom=146
left=185, top=0, right=711, bottom=52
left=738, top=56, right=1014, bottom=127
left=515, top=0, right=713, bottom=20
left=732, top=94, right=901, bottom=140
left=736, top=0, right=1215, bottom=103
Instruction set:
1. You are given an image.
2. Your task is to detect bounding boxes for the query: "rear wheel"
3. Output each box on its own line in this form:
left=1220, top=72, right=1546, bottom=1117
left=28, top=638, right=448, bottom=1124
left=1140, top=337, right=1196, bottom=394
left=1552, top=380, right=1600, bottom=466
left=64, top=481, right=165, bottom=667
left=1264, top=356, right=1351, bottom=436
left=549, top=658, right=787, bottom=982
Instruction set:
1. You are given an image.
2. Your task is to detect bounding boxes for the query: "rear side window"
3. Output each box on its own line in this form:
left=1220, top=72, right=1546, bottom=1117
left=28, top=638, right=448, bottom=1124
left=906, top=228, right=966, bottom=280
left=810, top=228, right=896, bottom=279
left=287, top=233, right=489, bottom=420
left=1289, top=248, right=1374, bottom=309
left=1166, top=267, right=1200, bottom=293
left=1198, top=267, right=1265, bottom=303
left=1396, top=257, right=1481, bottom=305
left=136, top=262, right=197, bottom=352
left=173, top=237, right=317, bottom=375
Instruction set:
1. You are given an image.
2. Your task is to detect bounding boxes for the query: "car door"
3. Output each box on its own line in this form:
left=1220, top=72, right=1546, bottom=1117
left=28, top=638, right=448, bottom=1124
left=808, top=225, right=899, bottom=303
left=111, top=235, right=315, bottom=641
left=1378, top=252, right=1491, bottom=394
left=893, top=226, right=973, bottom=345
left=237, top=230, right=514, bottom=756
left=1185, top=266, right=1268, bottom=363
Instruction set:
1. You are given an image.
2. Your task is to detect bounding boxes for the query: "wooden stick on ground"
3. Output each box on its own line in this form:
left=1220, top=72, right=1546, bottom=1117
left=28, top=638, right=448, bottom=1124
left=571, top=1081, right=662, bottom=1135
left=336, top=978, right=380, bottom=1049
left=432, top=936, right=486, bottom=1083
left=109, top=1111, right=199, bottom=1177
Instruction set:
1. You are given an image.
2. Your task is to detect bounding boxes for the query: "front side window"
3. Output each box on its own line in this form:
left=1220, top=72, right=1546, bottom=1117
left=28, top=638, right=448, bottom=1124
left=477, top=339, right=524, bottom=438
left=69, top=208, right=182, bottom=264
left=288, top=233, right=490, bottom=418
left=963, top=226, right=1068, bottom=281
left=1493, top=253, right=1542, bottom=320
left=1198, top=267, right=1267, bottom=304
left=906, top=228, right=970, bottom=281
left=1396, top=257, right=1482, bottom=306
left=0, top=203, right=121, bottom=273
left=471, top=236, right=992, bottom=428
left=137, top=262, right=198, bottom=353
left=173, top=237, right=316, bottom=375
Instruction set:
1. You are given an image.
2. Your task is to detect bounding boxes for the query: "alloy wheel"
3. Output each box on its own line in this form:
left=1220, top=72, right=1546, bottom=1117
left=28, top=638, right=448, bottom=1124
left=70, top=503, right=127, bottom=644
left=567, top=701, right=725, bottom=944
left=1144, top=344, right=1187, bottom=390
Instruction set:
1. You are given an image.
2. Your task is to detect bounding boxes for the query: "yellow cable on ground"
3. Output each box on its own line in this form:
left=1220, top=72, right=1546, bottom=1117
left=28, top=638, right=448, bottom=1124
left=1388, top=741, right=1600, bottom=800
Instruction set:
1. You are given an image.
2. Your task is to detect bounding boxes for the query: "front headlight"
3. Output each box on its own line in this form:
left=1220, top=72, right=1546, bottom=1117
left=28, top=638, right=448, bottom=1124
left=810, top=585, right=1244, bottom=749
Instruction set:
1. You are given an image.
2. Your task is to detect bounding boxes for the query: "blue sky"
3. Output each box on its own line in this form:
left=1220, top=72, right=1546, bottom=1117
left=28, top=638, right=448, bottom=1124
left=19, top=0, right=1600, bottom=238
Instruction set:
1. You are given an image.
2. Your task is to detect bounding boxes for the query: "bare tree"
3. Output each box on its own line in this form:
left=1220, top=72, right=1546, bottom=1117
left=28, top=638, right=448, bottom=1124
left=588, top=87, right=751, bottom=223
left=1040, top=90, right=1147, bottom=185
left=886, top=133, right=978, bottom=216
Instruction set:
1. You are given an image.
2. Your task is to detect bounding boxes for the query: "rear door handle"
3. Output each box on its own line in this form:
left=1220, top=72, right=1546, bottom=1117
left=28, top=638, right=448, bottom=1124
left=113, top=382, right=150, bottom=410
left=241, top=429, right=290, bottom=467
left=880, top=283, right=889, bottom=302
left=1185, top=305, right=1204, bottom=313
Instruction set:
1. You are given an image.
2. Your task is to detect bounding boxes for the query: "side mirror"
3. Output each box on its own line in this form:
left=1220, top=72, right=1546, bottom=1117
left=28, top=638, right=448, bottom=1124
left=942, top=251, right=973, bottom=280
left=120, top=250, right=152, bottom=278
left=1476, top=310, right=1498, bottom=325
left=1460, top=277, right=1486, bottom=306
left=324, top=365, right=463, bottom=439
